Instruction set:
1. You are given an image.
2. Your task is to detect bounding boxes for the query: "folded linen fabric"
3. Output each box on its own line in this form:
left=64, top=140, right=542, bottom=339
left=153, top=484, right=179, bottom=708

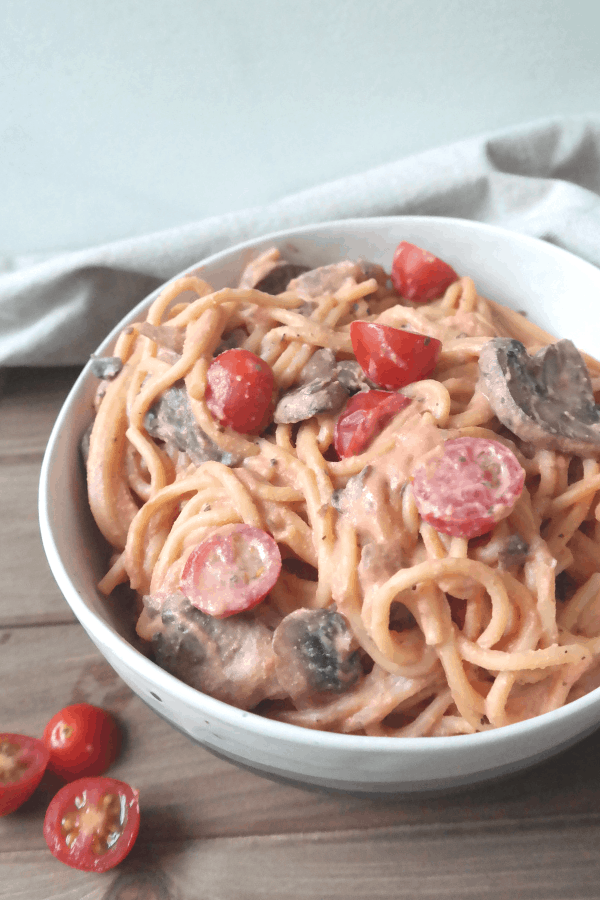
left=1, top=115, right=599, bottom=366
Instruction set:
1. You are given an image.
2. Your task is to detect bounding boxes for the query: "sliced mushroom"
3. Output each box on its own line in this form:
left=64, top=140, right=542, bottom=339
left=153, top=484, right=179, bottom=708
left=298, top=347, right=338, bottom=383
left=274, top=376, right=349, bottom=424
left=214, top=327, right=248, bottom=356
left=478, top=338, right=600, bottom=456
left=336, top=359, right=377, bottom=394
left=253, top=262, right=311, bottom=295
left=273, top=348, right=353, bottom=424
left=90, top=356, right=123, bottom=380
left=237, top=247, right=309, bottom=294
left=147, top=592, right=283, bottom=710
left=331, top=465, right=373, bottom=515
left=272, top=606, right=362, bottom=703
left=497, top=534, right=531, bottom=568
left=144, top=383, right=239, bottom=466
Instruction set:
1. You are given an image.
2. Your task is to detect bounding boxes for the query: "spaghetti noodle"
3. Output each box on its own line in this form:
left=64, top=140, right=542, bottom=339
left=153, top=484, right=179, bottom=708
left=85, top=243, right=600, bottom=736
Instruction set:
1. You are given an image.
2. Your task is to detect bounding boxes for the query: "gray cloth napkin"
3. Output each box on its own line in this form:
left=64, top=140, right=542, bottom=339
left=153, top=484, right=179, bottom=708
left=2, top=114, right=600, bottom=367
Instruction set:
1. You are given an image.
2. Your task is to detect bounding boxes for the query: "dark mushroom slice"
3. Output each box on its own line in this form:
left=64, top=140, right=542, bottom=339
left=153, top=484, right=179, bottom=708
left=237, top=247, right=309, bottom=294
left=214, top=327, right=248, bottom=356
left=272, top=606, right=362, bottom=703
left=253, top=263, right=311, bottom=295
left=90, top=356, right=123, bottom=380
left=274, top=376, right=349, bottom=424
left=497, top=534, right=531, bottom=568
left=331, top=465, right=373, bottom=516
left=144, top=382, right=240, bottom=466
left=298, top=348, right=338, bottom=383
left=357, top=259, right=389, bottom=288
left=145, top=591, right=283, bottom=710
left=336, top=360, right=378, bottom=394
left=273, top=347, right=351, bottom=425
left=478, top=338, right=600, bottom=456
left=90, top=357, right=125, bottom=417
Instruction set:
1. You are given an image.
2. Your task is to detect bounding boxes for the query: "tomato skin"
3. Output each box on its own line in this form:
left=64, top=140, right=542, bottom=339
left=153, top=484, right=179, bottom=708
left=350, top=322, right=442, bottom=390
left=181, top=523, right=282, bottom=618
left=0, top=734, right=49, bottom=816
left=334, top=390, right=411, bottom=458
left=206, top=348, right=275, bottom=434
left=411, top=437, right=525, bottom=539
left=391, top=241, right=458, bottom=303
left=43, top=776, right=140, bottom=873
left=43, top=704, right=121, bottom=782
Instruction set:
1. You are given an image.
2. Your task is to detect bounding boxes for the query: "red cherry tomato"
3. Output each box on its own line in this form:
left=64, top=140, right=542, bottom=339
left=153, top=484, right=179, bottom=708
left=43, top=776, right=140, bottom=873
left=181, top=523, right=282, bottom=618
left=334, top=390, right=411, bottom=458
left=391, top=241, right=458, bottom=303
left=350, top=321, right=442, bottom=390
left=0, top=734, right=49, bottom=816
left=206, top=348, right=275, bottom=434
left=411, top=437, right=525, bottom=539
left=43, top=704, right=121, bottom=782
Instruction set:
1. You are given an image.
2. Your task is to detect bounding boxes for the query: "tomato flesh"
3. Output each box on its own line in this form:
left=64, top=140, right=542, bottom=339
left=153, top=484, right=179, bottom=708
left=180, top=523, right=282, bottom=618
left=206, top=348, right=275, bottom=434
left=0, top=734, right=49, bottom=816
left=411, top=437, right=525, bottom=539
left=350, top=322, right=442, bottom=390
left=44, top=776, right=139, bottom=873
left=391, top=241, right=458, bottom=303
left=334, top=390, right=411, bottom=458
left=43, top=704, right=121, bottom=782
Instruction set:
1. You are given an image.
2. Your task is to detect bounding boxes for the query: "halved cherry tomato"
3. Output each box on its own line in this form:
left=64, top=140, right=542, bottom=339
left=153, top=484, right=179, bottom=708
left=391, top=241, right=458, bottom=303
left=0, top=733, right=49, bottom=816
left=43, top=776, right=140, bottom=873
left=411, top=437, right=525, bottom=539
left=181, top=523, right=282, bottom=618
left=334, top=390, right=411, bottom=458
left=206, top=348, right=275, bottom=434
left=43, top=704, right=121, bottom=782
left=350, top=321, right=442, bottom=390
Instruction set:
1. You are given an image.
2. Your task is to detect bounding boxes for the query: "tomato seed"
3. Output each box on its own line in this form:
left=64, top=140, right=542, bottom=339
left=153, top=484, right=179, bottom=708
left=0, top=741, right=28, bottom=784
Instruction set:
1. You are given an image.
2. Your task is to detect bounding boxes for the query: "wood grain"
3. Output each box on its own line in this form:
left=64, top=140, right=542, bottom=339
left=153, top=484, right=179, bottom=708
left=3, top=822, right=600, bottom=900
left=0, top=367, right=82, bottom=458
left=0, top=367, right=80, bottom=626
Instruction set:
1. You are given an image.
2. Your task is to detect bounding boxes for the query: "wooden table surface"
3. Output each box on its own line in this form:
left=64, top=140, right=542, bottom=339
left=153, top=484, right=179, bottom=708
left=3, top=366, right=600, bottom=899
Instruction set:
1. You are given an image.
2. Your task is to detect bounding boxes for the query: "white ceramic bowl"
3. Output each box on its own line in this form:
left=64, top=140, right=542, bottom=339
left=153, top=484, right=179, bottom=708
left=39, top=216, right=600, bottom=794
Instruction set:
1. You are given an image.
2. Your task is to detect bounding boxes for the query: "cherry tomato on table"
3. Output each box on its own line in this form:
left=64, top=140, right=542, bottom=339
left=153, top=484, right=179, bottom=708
left=334, top=390, right=411, bottom=458
left=411, top=437, right=525, bottom=539
left=181, top=523, right=282, bottom=618
left=43, top=776, right=140, bottom=872
left=350, top=322, right=442, bottom=390
left=0, top=733, right=49, bottom=816
left=206, top=348, right=275, bottom=434
left=391, top=241, right=458, bottom=303
left=43, top=704, right=121, bottom=782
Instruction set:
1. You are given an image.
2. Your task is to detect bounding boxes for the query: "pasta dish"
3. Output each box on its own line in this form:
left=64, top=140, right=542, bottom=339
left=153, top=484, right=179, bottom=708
left=85, top=239, right=600, bottom=737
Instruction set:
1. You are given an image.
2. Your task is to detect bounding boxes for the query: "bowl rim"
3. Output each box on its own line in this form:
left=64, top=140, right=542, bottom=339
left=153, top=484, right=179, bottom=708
left=39, top=213, right=600, bottom=753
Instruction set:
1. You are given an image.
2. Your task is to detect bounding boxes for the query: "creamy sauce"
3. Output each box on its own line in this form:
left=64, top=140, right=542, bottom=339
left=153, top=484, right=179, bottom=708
left=337, top=409, right=449, bottom=595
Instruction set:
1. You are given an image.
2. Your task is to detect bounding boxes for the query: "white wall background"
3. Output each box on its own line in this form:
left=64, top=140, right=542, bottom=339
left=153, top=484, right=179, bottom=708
left=2, top=0, right=600, bottom=258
